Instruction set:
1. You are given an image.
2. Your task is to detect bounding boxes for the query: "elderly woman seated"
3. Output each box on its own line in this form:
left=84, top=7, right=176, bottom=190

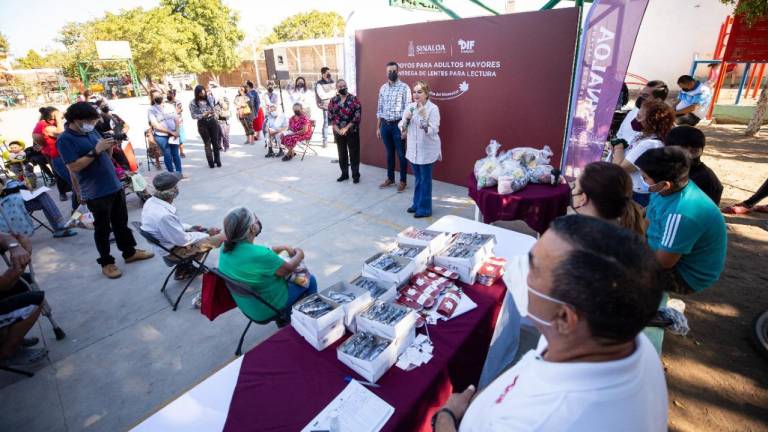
left=218, top=207, right=317, bottom=321
left=279, top=103, right=313, bottom=162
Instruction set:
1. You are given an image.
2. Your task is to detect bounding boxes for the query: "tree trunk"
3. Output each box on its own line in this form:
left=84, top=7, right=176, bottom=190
left=745, top=82, right=768, bottom=137
left=209, top=72, right=220, bottom=86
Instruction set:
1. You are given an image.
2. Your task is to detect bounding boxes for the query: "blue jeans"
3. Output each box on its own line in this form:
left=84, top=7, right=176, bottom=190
left=632, top=192, right=650, bottom=207
left=52, top=157, right=78, bottom=211
left=154, top=134, right=182, bottom=173
left=286, top=275, right=318, bottom=306
left=412, top=162, right=433, bottom=216
left=380, top=122, right=408, bottom=183
left=321, top=109, right=329, bottom=144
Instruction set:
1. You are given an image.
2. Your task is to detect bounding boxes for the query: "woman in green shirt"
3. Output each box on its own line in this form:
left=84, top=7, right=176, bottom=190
left=218, top=207, right=317, bottom=321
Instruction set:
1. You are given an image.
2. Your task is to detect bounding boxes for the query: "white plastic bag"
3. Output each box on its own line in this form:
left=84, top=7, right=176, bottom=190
left=474, top=140, right=502, bottom=188
left=68, top=204, right=95, bottom=230
left=511, top=145, right=553, bottom=169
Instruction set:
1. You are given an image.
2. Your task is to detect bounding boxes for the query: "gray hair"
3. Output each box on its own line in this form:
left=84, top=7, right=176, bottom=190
left=222, top=207, right=256, bottom=253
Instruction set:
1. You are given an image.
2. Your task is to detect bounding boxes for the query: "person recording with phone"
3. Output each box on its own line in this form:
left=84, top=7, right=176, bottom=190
left=56, top=102, right=154, bottom=279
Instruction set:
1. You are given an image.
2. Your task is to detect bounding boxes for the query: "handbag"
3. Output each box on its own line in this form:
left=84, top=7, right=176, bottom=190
left=201, top=271, right=237, bottom=321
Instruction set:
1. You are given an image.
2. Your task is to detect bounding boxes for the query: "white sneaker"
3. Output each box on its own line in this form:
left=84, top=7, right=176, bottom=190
left=192, top=292, right=202, bottom=309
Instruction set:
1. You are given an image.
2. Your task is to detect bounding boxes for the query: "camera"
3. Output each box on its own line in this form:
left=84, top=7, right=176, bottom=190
left=103, top=131, right=128, bottom=142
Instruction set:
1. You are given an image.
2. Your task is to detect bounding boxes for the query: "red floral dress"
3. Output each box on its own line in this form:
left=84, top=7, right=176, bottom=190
left=281, top=114, right=312, bottom=148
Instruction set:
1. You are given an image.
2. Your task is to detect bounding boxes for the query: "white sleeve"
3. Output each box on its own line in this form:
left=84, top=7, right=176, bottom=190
left=625, top=140, right=656, bottom=165
left=158, top=214, right=204, bottom=247
left=427, top=105, right=440, bottom=136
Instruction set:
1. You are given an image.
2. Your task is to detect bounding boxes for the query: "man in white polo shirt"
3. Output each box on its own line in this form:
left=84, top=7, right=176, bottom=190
left=432, top=215, right=668, bottom=432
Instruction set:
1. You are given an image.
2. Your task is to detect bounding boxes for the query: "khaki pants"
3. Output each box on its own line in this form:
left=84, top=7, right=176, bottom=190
left=169, top=237, right=216, bottom=262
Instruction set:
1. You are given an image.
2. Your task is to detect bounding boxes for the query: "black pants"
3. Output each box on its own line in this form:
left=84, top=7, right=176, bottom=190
left=744, top=177, right=768, bottom=207
left=335, top=130, right=360, bottom=179
left=198, top=117, right=221, bottom=167
left=86, top=190, right=137, bottom=266
left=26, top=154, right=54, bottom=178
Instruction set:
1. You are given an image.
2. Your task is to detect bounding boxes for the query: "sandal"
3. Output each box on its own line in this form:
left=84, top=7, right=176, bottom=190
left=53, top=228, right=78, bottom=238
left=721, top=203, right=752, bottom=215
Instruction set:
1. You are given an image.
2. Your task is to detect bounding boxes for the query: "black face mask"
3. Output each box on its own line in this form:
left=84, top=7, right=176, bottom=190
left=631, top=118, right=643, bottom=132
left=297, top=83, right=305, bottom=89
left=325, top=74, right=331, bottom=80
left=153, top=96, right=164, bottom=105
left=338, top=88, right=348, bottom=96
left=635, top=96, right=645, bottom=109
left=388, top=71, right=398, bottom=81
left=268, top=88, right=273, bottom=94
left=293, top=110, right=302, bottom=116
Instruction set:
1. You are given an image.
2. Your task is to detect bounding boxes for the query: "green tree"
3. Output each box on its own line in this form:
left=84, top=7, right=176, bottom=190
left=58, top=7, right=207, bottom=83
left=721, top=0, right=768, bottom=25
left=163, top=0, right=245, bottom=84
left=13, top=49, right=46, bottom=69
left=264, top=10, right=345, bottom=44
left=0, top=32, right=9, bottom=60
left=720, top=0, right=768, bottom=135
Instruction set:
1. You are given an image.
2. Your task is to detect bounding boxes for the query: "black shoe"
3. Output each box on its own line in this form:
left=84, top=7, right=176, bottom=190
left=414, top=213, right=431, bottom=219
left=209, top=164, right=215, bottom=169
left=353, top=178, right=360, bottom=184
left=337, top=175, right=349, bottom=182
left=216, top=162, right=222, bottom=167
left=281, top=154, right=291, bottom=161
left=59, top=193, right=68, bottom=202
left=276, top=149, right=285, bottom=157
left=407, top=207, right=416, bottom=213
left=265, top=150, right=275, bottom=158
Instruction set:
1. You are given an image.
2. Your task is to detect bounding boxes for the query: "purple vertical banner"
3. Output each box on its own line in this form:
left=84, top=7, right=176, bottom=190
left=562, top=0, right=650, bottom=178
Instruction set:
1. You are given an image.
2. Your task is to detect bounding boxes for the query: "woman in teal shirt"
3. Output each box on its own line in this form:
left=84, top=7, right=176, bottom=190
left=218, top=207, right=316, bottom=321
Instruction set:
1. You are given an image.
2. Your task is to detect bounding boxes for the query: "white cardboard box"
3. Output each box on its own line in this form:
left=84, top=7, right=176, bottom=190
left=397, top=227, right=452, bottom=255
left=349, top=274, right=398, bottom=303
left=433, top=233, right=497, bottom=284
left=356, top=301, right=418, bottom=342
left=319, top=281, right=373, bottom=331
left=389, top=243, right=432, bottom=270
left=291, top=294, right=345, bottom=339
left=362, top=252, right=416, bottom=287
left=293, top=315, right=345, bottom=351
left=337, top=332, right=398, bottom=383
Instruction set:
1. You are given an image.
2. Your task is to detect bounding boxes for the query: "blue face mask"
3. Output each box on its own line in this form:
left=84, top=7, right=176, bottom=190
left=526, top=286, right=567, bottom=327
left=640, top=178, right=660, bottom=193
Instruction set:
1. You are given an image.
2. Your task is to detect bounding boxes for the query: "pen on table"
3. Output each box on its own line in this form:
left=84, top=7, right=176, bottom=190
left=344, top=376, right=380, bottom=388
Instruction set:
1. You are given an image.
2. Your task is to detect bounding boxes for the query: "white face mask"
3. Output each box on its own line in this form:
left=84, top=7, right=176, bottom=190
left=80, top=122, right=96, bottom=133
left=526, top=286, right=566, bottom=327
left=640, top=178, right=659, bottom=193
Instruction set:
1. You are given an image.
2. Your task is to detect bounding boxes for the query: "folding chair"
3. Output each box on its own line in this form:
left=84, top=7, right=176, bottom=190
left=209, top=268, right=297, bottom=356
left=4, top=259, right=66, bottom=341
left=295, top=120, right=317, bottom=161
left=27, top=209, right=54, bottom=234
left=131, top=221, right=210, bottom=311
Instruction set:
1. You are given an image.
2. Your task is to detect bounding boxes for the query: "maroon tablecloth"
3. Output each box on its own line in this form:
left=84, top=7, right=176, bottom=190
left=467, top=174, right=570, bottom=234
left=223, top=280, right=506, bottom=432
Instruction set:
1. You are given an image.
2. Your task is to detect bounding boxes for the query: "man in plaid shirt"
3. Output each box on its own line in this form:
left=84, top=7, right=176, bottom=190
left=376, top=61, right=412, bottom=192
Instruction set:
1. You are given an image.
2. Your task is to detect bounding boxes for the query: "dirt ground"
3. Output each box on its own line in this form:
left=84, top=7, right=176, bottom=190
left=665, top=124, right=768, bottom=432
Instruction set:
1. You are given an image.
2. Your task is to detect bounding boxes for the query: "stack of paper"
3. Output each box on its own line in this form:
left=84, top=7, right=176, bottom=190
left=395, top=334, right=434, bottom=371
left=301, top=380, right=394, bottom=432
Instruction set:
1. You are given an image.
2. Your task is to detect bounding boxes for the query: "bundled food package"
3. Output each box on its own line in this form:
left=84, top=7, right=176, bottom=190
left=337, top=331, right=398, bottom=383
left=528, top=165, right=562, bottom=185
left=511, top=145, right=553, bottom=169
left=474, top=140, right=502, bottom=188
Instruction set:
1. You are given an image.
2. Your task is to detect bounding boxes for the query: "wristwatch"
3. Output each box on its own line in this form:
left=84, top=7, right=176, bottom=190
left=86, top=148, right=99, bottom=158
left=431, top=408, right=458, bottom=431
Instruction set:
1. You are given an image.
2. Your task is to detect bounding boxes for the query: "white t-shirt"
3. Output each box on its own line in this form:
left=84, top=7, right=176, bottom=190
left=616, top=107, right=642, bottom=144
left=625, top=137, right=664, bottom=193
left=460, top=334, right=668, bottom=432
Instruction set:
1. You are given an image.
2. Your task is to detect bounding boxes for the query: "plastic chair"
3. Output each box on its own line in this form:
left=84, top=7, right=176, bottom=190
left=295, top=120, right=317, bottom=161
left=131, top=221, right=210, bottom=311
left=208, top=268, right=295, bottom=356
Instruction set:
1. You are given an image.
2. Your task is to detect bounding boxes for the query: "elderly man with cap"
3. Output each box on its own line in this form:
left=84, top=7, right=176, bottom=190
left=141, top=172, right=226, bottom=280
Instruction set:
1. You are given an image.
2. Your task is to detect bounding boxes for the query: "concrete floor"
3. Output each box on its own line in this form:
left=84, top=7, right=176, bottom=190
left=0, top=98, right=475, bottom=431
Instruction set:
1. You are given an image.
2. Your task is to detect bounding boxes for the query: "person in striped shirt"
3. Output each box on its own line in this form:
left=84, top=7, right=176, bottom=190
left=635, top=147, right=726, bottom=294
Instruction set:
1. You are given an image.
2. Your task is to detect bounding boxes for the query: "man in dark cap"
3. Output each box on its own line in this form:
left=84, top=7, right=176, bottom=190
left=140, top=172, right=225, bottom=281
